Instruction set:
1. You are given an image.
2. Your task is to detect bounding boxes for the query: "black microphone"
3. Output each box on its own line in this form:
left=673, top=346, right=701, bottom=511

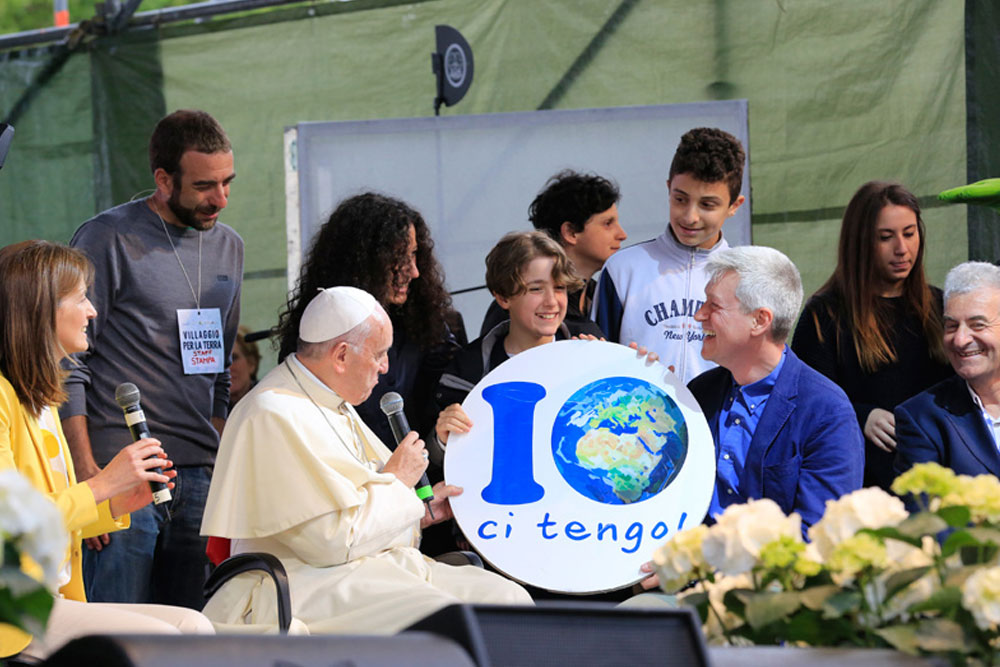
left=115, top=382, right=172, bottom=506
left=379, top=392, right=434, bottom=511
left=243, top=328, right=272, bottom=343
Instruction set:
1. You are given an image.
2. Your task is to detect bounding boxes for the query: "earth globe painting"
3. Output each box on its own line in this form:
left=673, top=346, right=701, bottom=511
left=551, top=376, right=687, bottom=504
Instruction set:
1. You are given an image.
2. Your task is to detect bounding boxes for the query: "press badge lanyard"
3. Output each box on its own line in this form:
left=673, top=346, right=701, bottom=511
left=158, top=213, right=202, bottom=309
left=157, top=207, right=224, bottom=375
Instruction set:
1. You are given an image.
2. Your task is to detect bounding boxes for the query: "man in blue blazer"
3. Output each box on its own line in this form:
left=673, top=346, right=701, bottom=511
left=895, top=261, right=1000, bottom=478
left=687, top=246, right=864, bottom=533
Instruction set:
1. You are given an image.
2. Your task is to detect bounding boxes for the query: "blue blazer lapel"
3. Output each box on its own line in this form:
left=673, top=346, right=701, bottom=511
left=745, top=352, right=799, bottom=471
left=943, top=381, right=1000, bottom=475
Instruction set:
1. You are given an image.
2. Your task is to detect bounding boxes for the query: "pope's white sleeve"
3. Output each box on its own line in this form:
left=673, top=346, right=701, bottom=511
left=272, top=477, right=426, bottom=567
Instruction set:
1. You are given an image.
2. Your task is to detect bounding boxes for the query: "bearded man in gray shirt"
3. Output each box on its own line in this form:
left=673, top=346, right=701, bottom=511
left=62, top=109, right=243, bottom=610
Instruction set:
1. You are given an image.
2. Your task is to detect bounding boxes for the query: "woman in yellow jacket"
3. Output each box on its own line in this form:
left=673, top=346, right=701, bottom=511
left=0, top=240, right=213, bottom=659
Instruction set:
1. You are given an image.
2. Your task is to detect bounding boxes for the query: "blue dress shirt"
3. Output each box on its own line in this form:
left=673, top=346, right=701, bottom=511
left=708, top=348, right=787, bottom=518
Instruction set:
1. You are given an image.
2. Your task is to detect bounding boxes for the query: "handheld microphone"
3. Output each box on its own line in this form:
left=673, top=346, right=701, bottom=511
left=379, top=392, right=434, bottom=509
left=115, top=382, right=172, bottom=505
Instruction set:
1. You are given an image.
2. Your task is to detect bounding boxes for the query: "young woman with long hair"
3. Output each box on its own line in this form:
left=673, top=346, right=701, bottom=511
left=791, top=181, right=952, bottom=490
left=0, top=241, right=212, bottom=659
left=276, top=192, right=458, bottom=450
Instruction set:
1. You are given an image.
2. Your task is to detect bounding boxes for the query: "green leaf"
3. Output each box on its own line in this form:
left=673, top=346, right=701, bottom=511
left=913, top=618, right=970, bottom=652
left=936, top=505, right=972, bottom=527
left=883, top=566, right=932, bottom=601
left=722, top=588, right=749, bottom=617
left=965, top=527, right=1000, bottom=545
left=907, top=586, right=962, bottom=614
left=0, top=588, right=29, bottom=632
left=14, top=587, right=53, bottom=635
left=944, top=565, right=981, bottom=588
left=2, top=541, right=18, bottom=568
left=757, top=570, right=781, bottom=590
left=17, top=587, right=54, bottom=621
left=0, top=584, right=52, bottom=634
left=781, top=608, right=824, bottom=645
left=798, top=584, right=840, bottom=611
left=875, top=625, right=920, bottom=655
left=967, top=526, right=1000, bottom=563
left=783, top=609, right=859, bottom=646
left=742, top=591, right=802, bottom=630
left=680, top=591, right=708, bottom=610
left=822, top=590, right=862, bottom=618
left=942, top=530, right=980, bottom=558
left=896, top=512, right=948, bottom=538
left=960, top=544, right=999, bottom=566
left=861, top=526, right=922, bottom=548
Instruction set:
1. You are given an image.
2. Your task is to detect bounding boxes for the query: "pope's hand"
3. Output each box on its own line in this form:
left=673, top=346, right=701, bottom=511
left=383, top=431, right=429, bottom=488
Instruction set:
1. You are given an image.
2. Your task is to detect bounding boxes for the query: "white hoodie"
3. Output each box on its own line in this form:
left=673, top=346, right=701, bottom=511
left=593, top=228, right=729, bottom=384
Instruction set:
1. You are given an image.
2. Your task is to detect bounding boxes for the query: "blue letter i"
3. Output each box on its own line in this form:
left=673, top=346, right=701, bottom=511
left=480, top=382, right=546, bottom=505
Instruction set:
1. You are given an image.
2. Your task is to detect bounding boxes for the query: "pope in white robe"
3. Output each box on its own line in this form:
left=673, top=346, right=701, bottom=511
left=200, top=287, right=530, bottom=634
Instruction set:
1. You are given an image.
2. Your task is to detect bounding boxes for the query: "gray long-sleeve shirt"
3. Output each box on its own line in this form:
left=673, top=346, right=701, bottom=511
left=61, top=199, right=243, bottom=467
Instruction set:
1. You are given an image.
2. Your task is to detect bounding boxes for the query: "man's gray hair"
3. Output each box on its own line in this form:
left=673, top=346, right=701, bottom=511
left=943, top=261, right=1000, bottom=305
left=297, top=304, right=388, bottom=359
left=705, top=245, right=803, bottom=342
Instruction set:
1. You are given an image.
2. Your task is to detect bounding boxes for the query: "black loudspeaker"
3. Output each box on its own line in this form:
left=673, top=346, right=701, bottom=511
left=406, top=602, right=712, bottom=667
left=41, top=632, right=475, bottom=667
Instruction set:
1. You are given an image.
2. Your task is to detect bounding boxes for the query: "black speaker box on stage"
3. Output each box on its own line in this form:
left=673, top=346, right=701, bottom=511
left=40, top=632, right=475, bottom=667
left=406, top=602, right=712, bottom=667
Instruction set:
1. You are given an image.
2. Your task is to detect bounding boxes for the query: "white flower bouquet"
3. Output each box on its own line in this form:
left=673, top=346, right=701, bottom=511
left=0, top=469, right=67, bottom=634
left=653, top=463, right=1000, bottom=665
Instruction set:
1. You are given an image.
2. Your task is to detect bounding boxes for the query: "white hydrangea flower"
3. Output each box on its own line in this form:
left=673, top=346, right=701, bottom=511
left=808, top=487, right=907, bottom=562
left=702, top=498, right=802, bottom=576
left=0, top=469, right=69, bottom=591
left=653, top=524, right=709, bottom=593
left=963, top=567, right=1000, bottom=631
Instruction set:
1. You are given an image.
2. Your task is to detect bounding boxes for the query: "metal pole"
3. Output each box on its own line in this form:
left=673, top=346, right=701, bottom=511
left=0, top=0, right=304, bottom=51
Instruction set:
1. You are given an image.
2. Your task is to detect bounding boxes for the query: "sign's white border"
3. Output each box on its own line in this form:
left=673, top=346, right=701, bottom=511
left=445, top=340, right=715, bottom=593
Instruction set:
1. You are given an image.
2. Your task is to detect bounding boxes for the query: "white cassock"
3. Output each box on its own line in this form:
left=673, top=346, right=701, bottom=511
left=200, top=355, right=530, bottom=634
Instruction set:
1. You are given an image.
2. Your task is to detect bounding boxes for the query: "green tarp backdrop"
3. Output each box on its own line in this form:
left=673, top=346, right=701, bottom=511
left=1, top=0, right=997, bottom=372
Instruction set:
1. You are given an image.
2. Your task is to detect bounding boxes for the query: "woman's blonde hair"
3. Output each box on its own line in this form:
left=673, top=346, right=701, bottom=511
left=0, top=240, right=93, bottom=416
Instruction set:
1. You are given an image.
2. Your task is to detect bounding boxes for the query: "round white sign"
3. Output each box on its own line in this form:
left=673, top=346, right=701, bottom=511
left=444, top=340, right=715, bottom=593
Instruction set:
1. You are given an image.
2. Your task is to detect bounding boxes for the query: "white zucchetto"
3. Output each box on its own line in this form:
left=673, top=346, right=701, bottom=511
left=299, top=286, right=378, bottom=342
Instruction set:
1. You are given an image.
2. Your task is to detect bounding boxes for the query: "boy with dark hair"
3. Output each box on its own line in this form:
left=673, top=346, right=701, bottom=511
left=480, top=170, right=626, bottom=336
left=529, top=170, right=625, bottom=282
left=594, top=127, right=746, bottom=383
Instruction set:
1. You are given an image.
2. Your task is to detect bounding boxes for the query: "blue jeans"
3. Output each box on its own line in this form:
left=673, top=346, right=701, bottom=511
left=82, top=465, right=212, bottom=610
